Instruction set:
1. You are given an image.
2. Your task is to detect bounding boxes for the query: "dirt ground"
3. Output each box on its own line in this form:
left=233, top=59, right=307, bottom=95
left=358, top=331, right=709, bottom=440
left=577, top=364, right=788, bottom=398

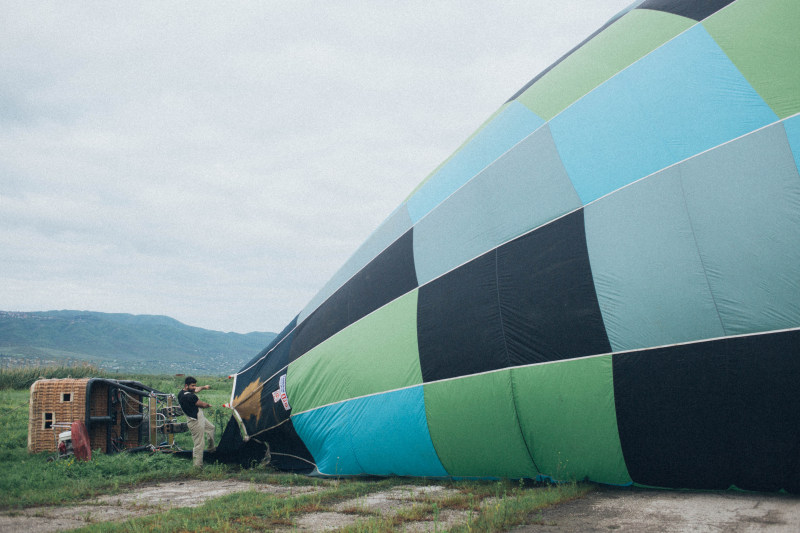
left=0, top=480, right=321, bottom=533
left=513, top=485, right=800, bottom=533
left=1, top=481, right=798, bottom=532
left=281, top=485, right=470, bottom=532
left=0, top=481, right=468, bottom=533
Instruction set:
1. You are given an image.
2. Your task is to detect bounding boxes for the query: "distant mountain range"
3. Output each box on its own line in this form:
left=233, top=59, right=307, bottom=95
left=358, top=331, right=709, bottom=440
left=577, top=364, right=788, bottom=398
left=0, top=310, right=276, bottom=375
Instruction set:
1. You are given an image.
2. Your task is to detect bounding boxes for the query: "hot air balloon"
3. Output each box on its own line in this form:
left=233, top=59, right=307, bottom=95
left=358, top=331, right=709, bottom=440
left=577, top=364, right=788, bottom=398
left=225, top=0, right=800, bottom=492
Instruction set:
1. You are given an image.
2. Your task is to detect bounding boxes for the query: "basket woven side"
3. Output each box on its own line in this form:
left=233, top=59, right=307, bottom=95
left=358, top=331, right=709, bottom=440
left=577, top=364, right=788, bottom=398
left=27, top=378, right=90, bottom=454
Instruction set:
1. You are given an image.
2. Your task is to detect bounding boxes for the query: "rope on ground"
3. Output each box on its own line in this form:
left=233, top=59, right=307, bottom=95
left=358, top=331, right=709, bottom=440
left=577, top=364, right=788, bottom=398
left=268, top=451, right=317, bottom=467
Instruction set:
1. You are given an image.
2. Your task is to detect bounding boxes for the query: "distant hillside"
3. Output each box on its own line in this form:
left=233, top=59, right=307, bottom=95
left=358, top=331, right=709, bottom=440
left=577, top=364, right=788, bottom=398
left=0, top=310, right=276, bottom=375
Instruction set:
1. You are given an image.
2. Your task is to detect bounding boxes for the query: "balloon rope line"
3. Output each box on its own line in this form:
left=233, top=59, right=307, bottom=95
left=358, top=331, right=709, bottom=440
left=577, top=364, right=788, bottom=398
left=267, top=451, right=317, bottom=467
left=119, top=391, right=146, bottom=429
left=246, top=417, right=291, bottom=439
left=243, top=434, right=317, bottom=469
left=230, top=408, right=246, bottom=431
left=120, top=389, right=147, bottom=408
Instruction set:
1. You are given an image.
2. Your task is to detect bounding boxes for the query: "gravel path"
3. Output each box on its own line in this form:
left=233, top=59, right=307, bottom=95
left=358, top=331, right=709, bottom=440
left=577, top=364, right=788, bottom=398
left=3, top=481, right=798, bottom=532
left=0, top=480, right=319, bottom=533
left=513, top=486, right=800, bottom=533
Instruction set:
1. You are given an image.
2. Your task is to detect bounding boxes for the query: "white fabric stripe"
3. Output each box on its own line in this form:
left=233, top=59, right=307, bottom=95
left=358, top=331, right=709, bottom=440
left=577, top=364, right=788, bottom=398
left=290, top=325, right=800, bottom=418
left=235, top=111, right=798, bottom=380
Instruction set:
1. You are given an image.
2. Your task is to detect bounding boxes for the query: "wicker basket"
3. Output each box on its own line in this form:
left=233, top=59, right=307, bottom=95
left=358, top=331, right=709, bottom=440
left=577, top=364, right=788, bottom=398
left=28, top=378, right=90, bottom=454
left=29, top=378, right=153, bottom=454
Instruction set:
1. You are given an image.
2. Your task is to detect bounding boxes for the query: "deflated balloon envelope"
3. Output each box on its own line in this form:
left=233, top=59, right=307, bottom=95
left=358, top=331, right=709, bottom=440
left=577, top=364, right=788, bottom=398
left=228, top=0, right=800, bottom=492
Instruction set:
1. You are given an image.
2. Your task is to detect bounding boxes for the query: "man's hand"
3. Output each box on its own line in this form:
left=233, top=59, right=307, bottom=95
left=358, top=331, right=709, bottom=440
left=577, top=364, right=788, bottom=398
left=199, top=385, right=211, bottom=391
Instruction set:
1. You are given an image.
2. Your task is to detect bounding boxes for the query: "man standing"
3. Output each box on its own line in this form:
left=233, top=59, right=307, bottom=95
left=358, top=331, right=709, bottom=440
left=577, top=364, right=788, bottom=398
left=177, top=376, right=216, bottom=467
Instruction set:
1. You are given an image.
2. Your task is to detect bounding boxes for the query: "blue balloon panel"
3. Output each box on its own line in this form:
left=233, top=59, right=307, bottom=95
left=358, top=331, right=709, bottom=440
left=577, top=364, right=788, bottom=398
left=407, top=101, right=544, bottom=222
left=549, top=24, right=779, bottom=205
left=291, top=386, right=447, bottom=477
left=413, top=124, right=581, bottom=285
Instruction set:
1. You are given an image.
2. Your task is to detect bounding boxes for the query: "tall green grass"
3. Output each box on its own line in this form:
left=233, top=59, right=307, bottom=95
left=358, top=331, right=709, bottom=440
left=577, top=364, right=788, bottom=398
left=0, top=363, right=111, bottom=390
left=0, top=363, right=232, bottom=398
left=0, top=369, right=240, bottom=509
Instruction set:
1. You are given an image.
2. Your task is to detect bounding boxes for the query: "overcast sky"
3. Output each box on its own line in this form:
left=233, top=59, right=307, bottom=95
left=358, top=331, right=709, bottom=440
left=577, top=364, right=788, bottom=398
left=1, top=1, right=633, bottom=333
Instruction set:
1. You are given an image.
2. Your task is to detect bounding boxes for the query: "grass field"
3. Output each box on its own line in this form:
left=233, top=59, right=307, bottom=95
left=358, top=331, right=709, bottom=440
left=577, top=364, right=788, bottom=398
left=0, top=369, right=238, bottom=509
left=0, top=365, right=592, bottom=532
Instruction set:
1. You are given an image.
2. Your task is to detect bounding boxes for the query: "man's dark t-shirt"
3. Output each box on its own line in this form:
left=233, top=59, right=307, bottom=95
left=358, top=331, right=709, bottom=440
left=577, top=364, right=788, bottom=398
left=178, top=390, right=199, bottom=419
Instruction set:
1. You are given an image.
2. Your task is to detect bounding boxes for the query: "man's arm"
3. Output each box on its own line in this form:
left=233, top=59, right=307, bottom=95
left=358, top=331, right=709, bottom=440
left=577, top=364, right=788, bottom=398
left=193, top=384, right=211, bottom=408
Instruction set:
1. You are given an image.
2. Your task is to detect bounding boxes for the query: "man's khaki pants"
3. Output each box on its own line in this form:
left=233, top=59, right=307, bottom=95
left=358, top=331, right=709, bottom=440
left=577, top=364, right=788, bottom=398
left=186, top=409, right=215, bottom=467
